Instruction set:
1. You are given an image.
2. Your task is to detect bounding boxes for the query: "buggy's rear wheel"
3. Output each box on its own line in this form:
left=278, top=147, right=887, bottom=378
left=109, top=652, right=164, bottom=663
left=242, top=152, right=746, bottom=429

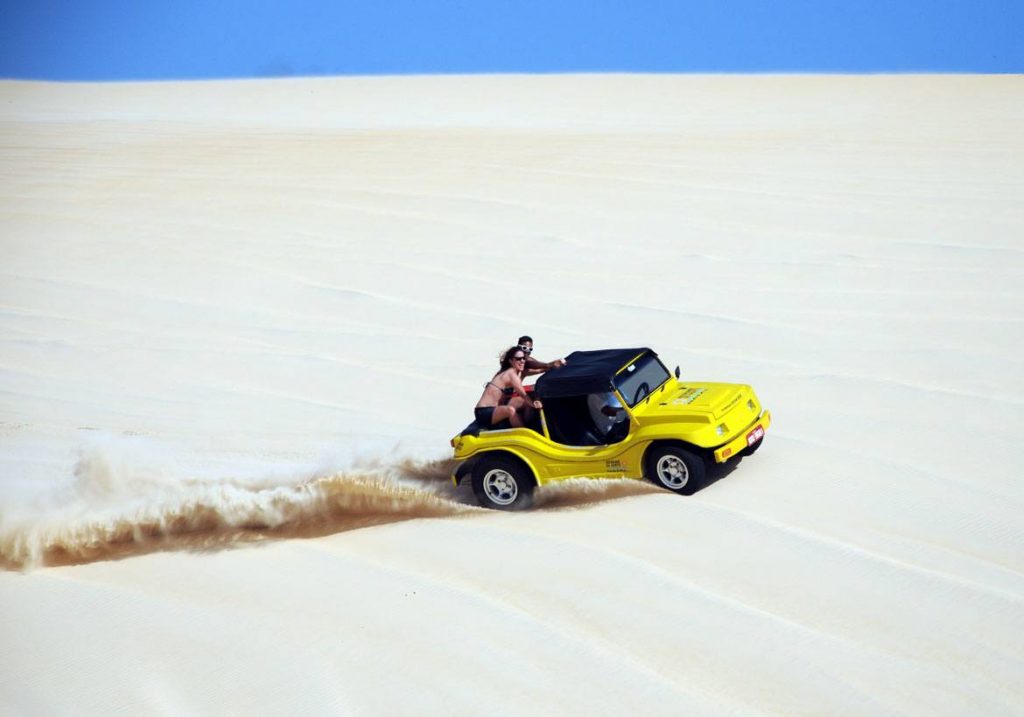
left=472, top=455, right=535, bottom=510
left=645, top=445, right=705, bottom=495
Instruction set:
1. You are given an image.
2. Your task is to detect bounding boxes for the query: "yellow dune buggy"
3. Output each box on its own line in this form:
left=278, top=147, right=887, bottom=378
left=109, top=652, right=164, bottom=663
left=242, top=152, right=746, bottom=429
left=451, top=348, right=770, bottom=509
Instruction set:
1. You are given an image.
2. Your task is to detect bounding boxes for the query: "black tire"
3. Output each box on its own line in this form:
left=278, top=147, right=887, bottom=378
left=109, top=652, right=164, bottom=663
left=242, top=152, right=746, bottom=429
left=471, top=455, right=535, bottom=510
left=645, top=445, right=706, bottom=496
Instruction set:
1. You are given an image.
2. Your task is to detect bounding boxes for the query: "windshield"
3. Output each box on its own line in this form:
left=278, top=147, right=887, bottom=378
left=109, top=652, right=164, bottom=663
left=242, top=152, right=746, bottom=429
left=613, top=353, right=671, bottom=407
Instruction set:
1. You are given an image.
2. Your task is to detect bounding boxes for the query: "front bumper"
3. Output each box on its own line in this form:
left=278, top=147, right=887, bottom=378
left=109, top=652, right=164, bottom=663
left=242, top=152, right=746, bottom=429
left=713, top=410, right=771, bottom=463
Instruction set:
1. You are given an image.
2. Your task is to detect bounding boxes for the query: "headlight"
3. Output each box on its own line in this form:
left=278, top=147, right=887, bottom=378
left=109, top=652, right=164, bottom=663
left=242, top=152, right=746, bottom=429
left=747, top=400, right=756, bottom=411
left=716, top=424, right=727, bottom=436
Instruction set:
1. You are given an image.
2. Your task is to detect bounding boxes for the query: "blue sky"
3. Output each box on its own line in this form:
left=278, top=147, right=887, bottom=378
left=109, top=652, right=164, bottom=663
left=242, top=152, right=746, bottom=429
left=1, top=1, right=1021, bottom=80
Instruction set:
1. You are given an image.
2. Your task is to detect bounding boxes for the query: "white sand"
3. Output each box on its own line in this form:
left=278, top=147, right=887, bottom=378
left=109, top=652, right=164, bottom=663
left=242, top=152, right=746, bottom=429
left=1, top=75, right=1022, bottom=714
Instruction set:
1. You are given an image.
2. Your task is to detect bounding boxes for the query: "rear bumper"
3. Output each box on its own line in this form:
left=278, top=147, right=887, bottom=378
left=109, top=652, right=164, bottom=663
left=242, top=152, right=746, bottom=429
left=713, top=410, right=771, bottom=463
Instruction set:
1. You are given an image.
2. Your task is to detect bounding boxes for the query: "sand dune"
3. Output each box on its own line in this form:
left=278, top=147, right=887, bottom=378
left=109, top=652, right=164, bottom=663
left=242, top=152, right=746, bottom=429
left=1, top=75, right=1022, bottom=714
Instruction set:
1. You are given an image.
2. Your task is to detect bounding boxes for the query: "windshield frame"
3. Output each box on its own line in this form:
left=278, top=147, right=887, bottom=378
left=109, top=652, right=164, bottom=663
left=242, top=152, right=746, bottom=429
left=613, top=352, right=671, bottom=408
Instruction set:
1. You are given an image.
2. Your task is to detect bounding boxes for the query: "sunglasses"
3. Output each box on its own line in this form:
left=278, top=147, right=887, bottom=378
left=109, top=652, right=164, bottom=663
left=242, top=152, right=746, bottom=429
left=512, top=355, right=527, bottom=361
left=518, top=345, right=533, bottom=354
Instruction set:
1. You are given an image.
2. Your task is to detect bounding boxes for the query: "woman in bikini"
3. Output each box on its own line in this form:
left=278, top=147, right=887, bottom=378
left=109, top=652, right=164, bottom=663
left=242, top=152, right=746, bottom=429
left=474, top=346, right=543, bottom=428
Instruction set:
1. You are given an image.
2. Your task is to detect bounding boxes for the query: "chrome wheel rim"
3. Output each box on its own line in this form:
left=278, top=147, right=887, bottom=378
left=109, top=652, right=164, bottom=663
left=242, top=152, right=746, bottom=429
left=655, top=455, right=689, bottom=489
left=482, top=469, right=518, bottom=505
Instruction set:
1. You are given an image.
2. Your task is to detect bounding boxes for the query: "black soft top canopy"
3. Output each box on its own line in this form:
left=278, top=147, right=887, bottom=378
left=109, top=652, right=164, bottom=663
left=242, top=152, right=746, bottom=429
left=534, top=348, right=653, bottom=398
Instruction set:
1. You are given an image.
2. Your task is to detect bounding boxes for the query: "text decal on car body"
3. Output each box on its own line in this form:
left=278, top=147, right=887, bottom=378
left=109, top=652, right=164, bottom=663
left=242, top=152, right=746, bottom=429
left=673, top=387, right=706, bottom=405
left=606, top=459, right=627, bottom=473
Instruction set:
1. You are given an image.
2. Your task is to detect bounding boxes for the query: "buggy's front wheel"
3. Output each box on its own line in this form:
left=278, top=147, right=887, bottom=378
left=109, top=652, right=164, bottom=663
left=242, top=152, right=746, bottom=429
left=645, top=445, right=705, bottom=496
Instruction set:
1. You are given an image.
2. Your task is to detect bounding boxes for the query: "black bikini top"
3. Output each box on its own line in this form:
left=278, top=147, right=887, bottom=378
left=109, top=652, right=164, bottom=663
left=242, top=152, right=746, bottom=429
left=485, top=381, right=515, bottom=396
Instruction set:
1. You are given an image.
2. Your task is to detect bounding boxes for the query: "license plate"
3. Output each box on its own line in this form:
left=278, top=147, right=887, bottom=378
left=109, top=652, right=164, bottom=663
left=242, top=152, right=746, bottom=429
left=746, top=425, right=765, bottom=446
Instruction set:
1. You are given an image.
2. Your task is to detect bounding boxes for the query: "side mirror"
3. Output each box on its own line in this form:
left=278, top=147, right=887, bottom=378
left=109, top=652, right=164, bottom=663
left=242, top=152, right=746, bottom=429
left=674, top=366, right=681, bottom=378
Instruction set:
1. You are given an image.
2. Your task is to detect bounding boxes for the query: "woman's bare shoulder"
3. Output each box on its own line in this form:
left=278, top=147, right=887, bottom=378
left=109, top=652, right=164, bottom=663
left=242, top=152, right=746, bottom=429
left=495, top=367, right=518, bottom=383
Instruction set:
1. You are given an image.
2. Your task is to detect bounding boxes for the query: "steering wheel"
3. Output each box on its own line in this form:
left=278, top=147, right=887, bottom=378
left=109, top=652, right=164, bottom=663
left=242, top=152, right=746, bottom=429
left=632, top=382, right=650, bottom=405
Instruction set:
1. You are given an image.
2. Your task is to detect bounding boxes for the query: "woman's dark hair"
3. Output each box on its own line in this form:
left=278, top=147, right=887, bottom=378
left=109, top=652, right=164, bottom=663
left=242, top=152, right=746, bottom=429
left=499, top=345, right=527, bottom=371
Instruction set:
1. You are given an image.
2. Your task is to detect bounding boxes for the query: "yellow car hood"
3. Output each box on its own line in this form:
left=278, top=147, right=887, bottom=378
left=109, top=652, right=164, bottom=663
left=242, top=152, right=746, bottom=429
left=633, top=381, right=753, bottom=420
